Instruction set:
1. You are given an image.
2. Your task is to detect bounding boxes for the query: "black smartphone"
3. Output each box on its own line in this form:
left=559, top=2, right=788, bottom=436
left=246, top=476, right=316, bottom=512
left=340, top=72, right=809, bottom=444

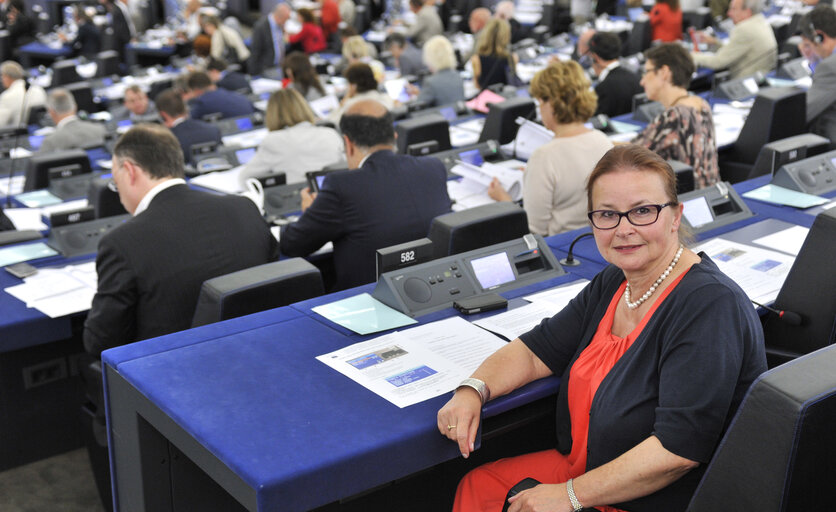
left=5, top=262, right=38, bottom=279
left=453, top=293, right=508, bottom=315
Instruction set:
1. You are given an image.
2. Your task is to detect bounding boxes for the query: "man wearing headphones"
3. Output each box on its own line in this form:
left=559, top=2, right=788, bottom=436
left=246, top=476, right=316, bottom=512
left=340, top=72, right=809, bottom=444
left=577, top=30, right=642, bottom=117
left=799, top=6, right=836, bottom=146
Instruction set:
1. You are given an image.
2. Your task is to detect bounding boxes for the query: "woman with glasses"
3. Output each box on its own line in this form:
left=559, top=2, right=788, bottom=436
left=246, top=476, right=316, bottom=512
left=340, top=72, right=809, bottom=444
left=633, top=43, right=719, bottom=189
left=487, top=61, right=613, bottom=236
left=438, top=145, right=765, bottom=512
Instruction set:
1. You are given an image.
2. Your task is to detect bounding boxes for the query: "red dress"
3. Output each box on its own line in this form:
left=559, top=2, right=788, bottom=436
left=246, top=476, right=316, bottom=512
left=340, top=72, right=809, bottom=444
left=453, top=270, right=689, bottom=511
left=649, top=3, right=683, bottom=42
left=289, top=22, right=327, bottom=54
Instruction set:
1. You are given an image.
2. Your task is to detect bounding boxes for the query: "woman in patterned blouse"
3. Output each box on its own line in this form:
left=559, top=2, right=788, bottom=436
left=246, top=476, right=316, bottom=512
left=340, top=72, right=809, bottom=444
left=633, top=44, right=719, bottom=189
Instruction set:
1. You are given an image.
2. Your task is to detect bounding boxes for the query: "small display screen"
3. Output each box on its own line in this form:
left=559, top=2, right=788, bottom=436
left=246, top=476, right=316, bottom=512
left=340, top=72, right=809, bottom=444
left=236, top=117, right=254, bottom=131
left=384, top=78, right=410, bottom=103
left=470, top=252, right=516, bottom=290
left=682, top=196, right=713, bottom=228
left=438, top=107, right=456, bottom=121
left=235, top=147, right=257, bottom=165
left=102, top=77, right=113, bottom=86
left=117, top=119, right=133, bottom=129
left=316, top=174, right=328, bottom=189
left=458, top=149, right=484, bottom=167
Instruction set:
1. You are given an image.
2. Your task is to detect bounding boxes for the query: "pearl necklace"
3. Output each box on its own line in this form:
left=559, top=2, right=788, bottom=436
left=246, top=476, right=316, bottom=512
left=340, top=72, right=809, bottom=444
left=624, top=244, right=684, bottom=310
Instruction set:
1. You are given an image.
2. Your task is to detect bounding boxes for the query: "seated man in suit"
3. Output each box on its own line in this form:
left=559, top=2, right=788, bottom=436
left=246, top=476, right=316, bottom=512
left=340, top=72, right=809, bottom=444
left=183, top=70, right=255, bottom=120
left=280, top=100, right=452, bottom=291
left=384, top=33, right=427, bottom=77
left=83, top=124, right=278, bottom=356
left=155, top=88, right=221, bottom=163
left=799, top=6, right=836, bottom=146
left=206, top=57, right=252, bottom=93
left=579, top=30, right=643, bottom=117
left=38, top=88, right=106, bottom=153
left=111, top=84, right=160, bottom=123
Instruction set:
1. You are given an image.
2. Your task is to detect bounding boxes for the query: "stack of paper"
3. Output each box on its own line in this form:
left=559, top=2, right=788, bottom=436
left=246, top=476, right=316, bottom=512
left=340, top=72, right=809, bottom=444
left=510, top=118, right=553, bottom=160
left=5, top=262, right=98, bottom=318
left=472, top=279, right=589, bottom=340
left=449, top=160, right=525, bottom=208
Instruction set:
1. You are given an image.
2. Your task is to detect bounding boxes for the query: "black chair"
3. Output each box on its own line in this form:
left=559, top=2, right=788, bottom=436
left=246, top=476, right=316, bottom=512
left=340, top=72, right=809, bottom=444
left=427, top=202, right=529, bottom=259
left=478, top=97, right=536, bottom=145
left=51, top=59, right=82, bottom=86
left=748, top=133, right=831, bottom=180
left=65, top=81, right=101, bottom=114
left=95, top=50, right=121, bottom=77
left=668, top=160, right=696, bottom=194
left=622, top=19, right=651, bottom=56
left=191, top=259, right=325, bottom=327
left=719, top=87, right=807, bottom=183
left=687, top=343, right=836, bottom=511
left=762, top=208, right=836, bottom=367
left=88, top=179, right=128, bottom=218
left=395, top=114, right=452, bottom=154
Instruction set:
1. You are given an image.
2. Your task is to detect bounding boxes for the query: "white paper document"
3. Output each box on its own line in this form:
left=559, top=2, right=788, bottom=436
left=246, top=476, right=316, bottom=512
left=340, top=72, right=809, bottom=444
left=472, top=301, right=563, bottom=341
left=752, top=225, right=810, bottom=256
left=450, top=160, right=524, bottom=201
left=693, top=238, right=795, bottom=305
left=524, top=279, right=590, bottom=308
left=189, top=166, right=245, bottom=194
left=316, top=316, right=507, bottom=408
left=222, top=128, right=269, bottom=148
left=5, top=262, right=98, bottom=318
left=3, top=208, right=48, bottom=231
left=511, top=118, right=553, bottom=160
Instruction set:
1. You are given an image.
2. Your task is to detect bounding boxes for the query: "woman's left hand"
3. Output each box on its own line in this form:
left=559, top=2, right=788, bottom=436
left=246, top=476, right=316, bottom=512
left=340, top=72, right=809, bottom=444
left=507, top=483, right=573, bottom=512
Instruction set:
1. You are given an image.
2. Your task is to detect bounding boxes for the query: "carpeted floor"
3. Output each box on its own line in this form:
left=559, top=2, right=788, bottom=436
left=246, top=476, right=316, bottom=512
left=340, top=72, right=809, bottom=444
left=0, top=448, right=105, bottom=512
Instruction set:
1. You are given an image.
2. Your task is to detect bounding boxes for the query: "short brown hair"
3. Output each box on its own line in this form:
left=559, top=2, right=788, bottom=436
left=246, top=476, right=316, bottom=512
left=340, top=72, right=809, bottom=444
left=344, top=63, right=378, bottom=92
left=114, top=124, right=185, bottom=178
left=644, top=43, right=694, bottom=89
left=529, top=60, right=597, bottom=125
left=186, top=71, right=213, bottom=91
left=265, top=88, right=316, bottom=131
left=586, top=145, right=678, bottom=211
left=297, top=7, right=315, bottom=23
left=155, top=89, right=186, bottom=117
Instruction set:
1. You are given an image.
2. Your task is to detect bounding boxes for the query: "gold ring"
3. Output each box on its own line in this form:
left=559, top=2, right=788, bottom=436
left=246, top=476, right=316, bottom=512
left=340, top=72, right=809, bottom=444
left=447, top=425, right=456, bottom=430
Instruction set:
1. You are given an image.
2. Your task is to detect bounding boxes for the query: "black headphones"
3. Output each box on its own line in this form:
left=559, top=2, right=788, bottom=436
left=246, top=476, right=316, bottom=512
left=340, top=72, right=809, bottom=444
left=810, top=21, right=824, bottom=45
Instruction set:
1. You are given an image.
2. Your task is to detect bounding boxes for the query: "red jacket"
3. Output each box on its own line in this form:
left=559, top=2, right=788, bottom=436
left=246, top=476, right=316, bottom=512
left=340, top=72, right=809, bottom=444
left=289, top=22, right=327, bottom=53
left=649, top=3, right=682, bottom=42
left=320, top=0, right=340, bottom=37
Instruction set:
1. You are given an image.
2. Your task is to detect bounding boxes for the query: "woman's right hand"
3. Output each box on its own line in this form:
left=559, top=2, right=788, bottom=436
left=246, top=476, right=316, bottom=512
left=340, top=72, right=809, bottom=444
left=488, top=177, right=512, bottom=202
left=437, top=387, right=483, bottom=458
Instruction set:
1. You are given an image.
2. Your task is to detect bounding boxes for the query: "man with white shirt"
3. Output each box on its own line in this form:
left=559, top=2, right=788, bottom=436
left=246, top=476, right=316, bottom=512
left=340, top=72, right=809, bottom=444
left=579, top=31, right=642, bottom=117
left=691, top=0, right=777, bottom=79
left=83, top=124, right=278, bottom=356
left=38, top=88, right=106, bottom=153
left=0, top=60, right=46, bottom=127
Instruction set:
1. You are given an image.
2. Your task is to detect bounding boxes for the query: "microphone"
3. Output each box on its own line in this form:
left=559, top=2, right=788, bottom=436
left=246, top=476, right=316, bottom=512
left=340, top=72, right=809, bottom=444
left=560, top=232, right=594, bottom=267
left=751, top=300, right=803, bottom=326
left=5, top=75, right=31, bottom=208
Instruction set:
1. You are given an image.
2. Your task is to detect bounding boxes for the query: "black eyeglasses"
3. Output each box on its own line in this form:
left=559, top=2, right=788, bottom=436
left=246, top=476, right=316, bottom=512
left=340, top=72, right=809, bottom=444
left=588, top=203, right=674, bottom=230
left=107, top=178, right=118, bottom=192
left=641, top=67, right=657, bottom=76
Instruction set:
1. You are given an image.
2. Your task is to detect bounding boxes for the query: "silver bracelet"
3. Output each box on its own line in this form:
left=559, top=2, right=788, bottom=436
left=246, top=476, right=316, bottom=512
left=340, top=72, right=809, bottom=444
left=566, top=478, right=583, bottom=511
left=456, top=378, right=491, bottom=405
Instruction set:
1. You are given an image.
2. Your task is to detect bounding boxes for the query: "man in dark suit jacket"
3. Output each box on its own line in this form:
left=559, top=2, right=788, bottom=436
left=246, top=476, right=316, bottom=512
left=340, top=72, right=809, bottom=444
left=100, top=0, right=135, bottom=60
left=83, top=124, right=278, bottom=356
left=582, top=30, right=642, bottom=117
left=207, top=57, right=252, bottom=93
left=156, top=89, right=221, bottom=163
left=184, top=70, right=255, bottom=120
left=249, top=4, right=290, bottom=77
left=280, top=100, right=452, bottom=291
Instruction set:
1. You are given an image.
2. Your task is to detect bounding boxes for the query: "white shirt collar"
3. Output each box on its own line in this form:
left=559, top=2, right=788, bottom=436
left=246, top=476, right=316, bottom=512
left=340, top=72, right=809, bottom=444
left=171, top=116, right=187, bottom=127
left=597, top=61, right=620, bottom=83
left=133, top=178, right=186, bottom=216
left=56, top=115, right=78, bottom=130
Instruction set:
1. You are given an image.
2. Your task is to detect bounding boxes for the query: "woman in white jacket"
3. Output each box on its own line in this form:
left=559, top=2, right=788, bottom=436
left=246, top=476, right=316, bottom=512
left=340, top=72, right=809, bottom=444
left=238, top=88, right=346, bottom=187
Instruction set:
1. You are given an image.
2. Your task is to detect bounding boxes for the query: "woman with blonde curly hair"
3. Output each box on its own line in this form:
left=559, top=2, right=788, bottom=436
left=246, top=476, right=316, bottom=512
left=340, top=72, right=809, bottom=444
left=489, top=60, right=613, bottom=236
